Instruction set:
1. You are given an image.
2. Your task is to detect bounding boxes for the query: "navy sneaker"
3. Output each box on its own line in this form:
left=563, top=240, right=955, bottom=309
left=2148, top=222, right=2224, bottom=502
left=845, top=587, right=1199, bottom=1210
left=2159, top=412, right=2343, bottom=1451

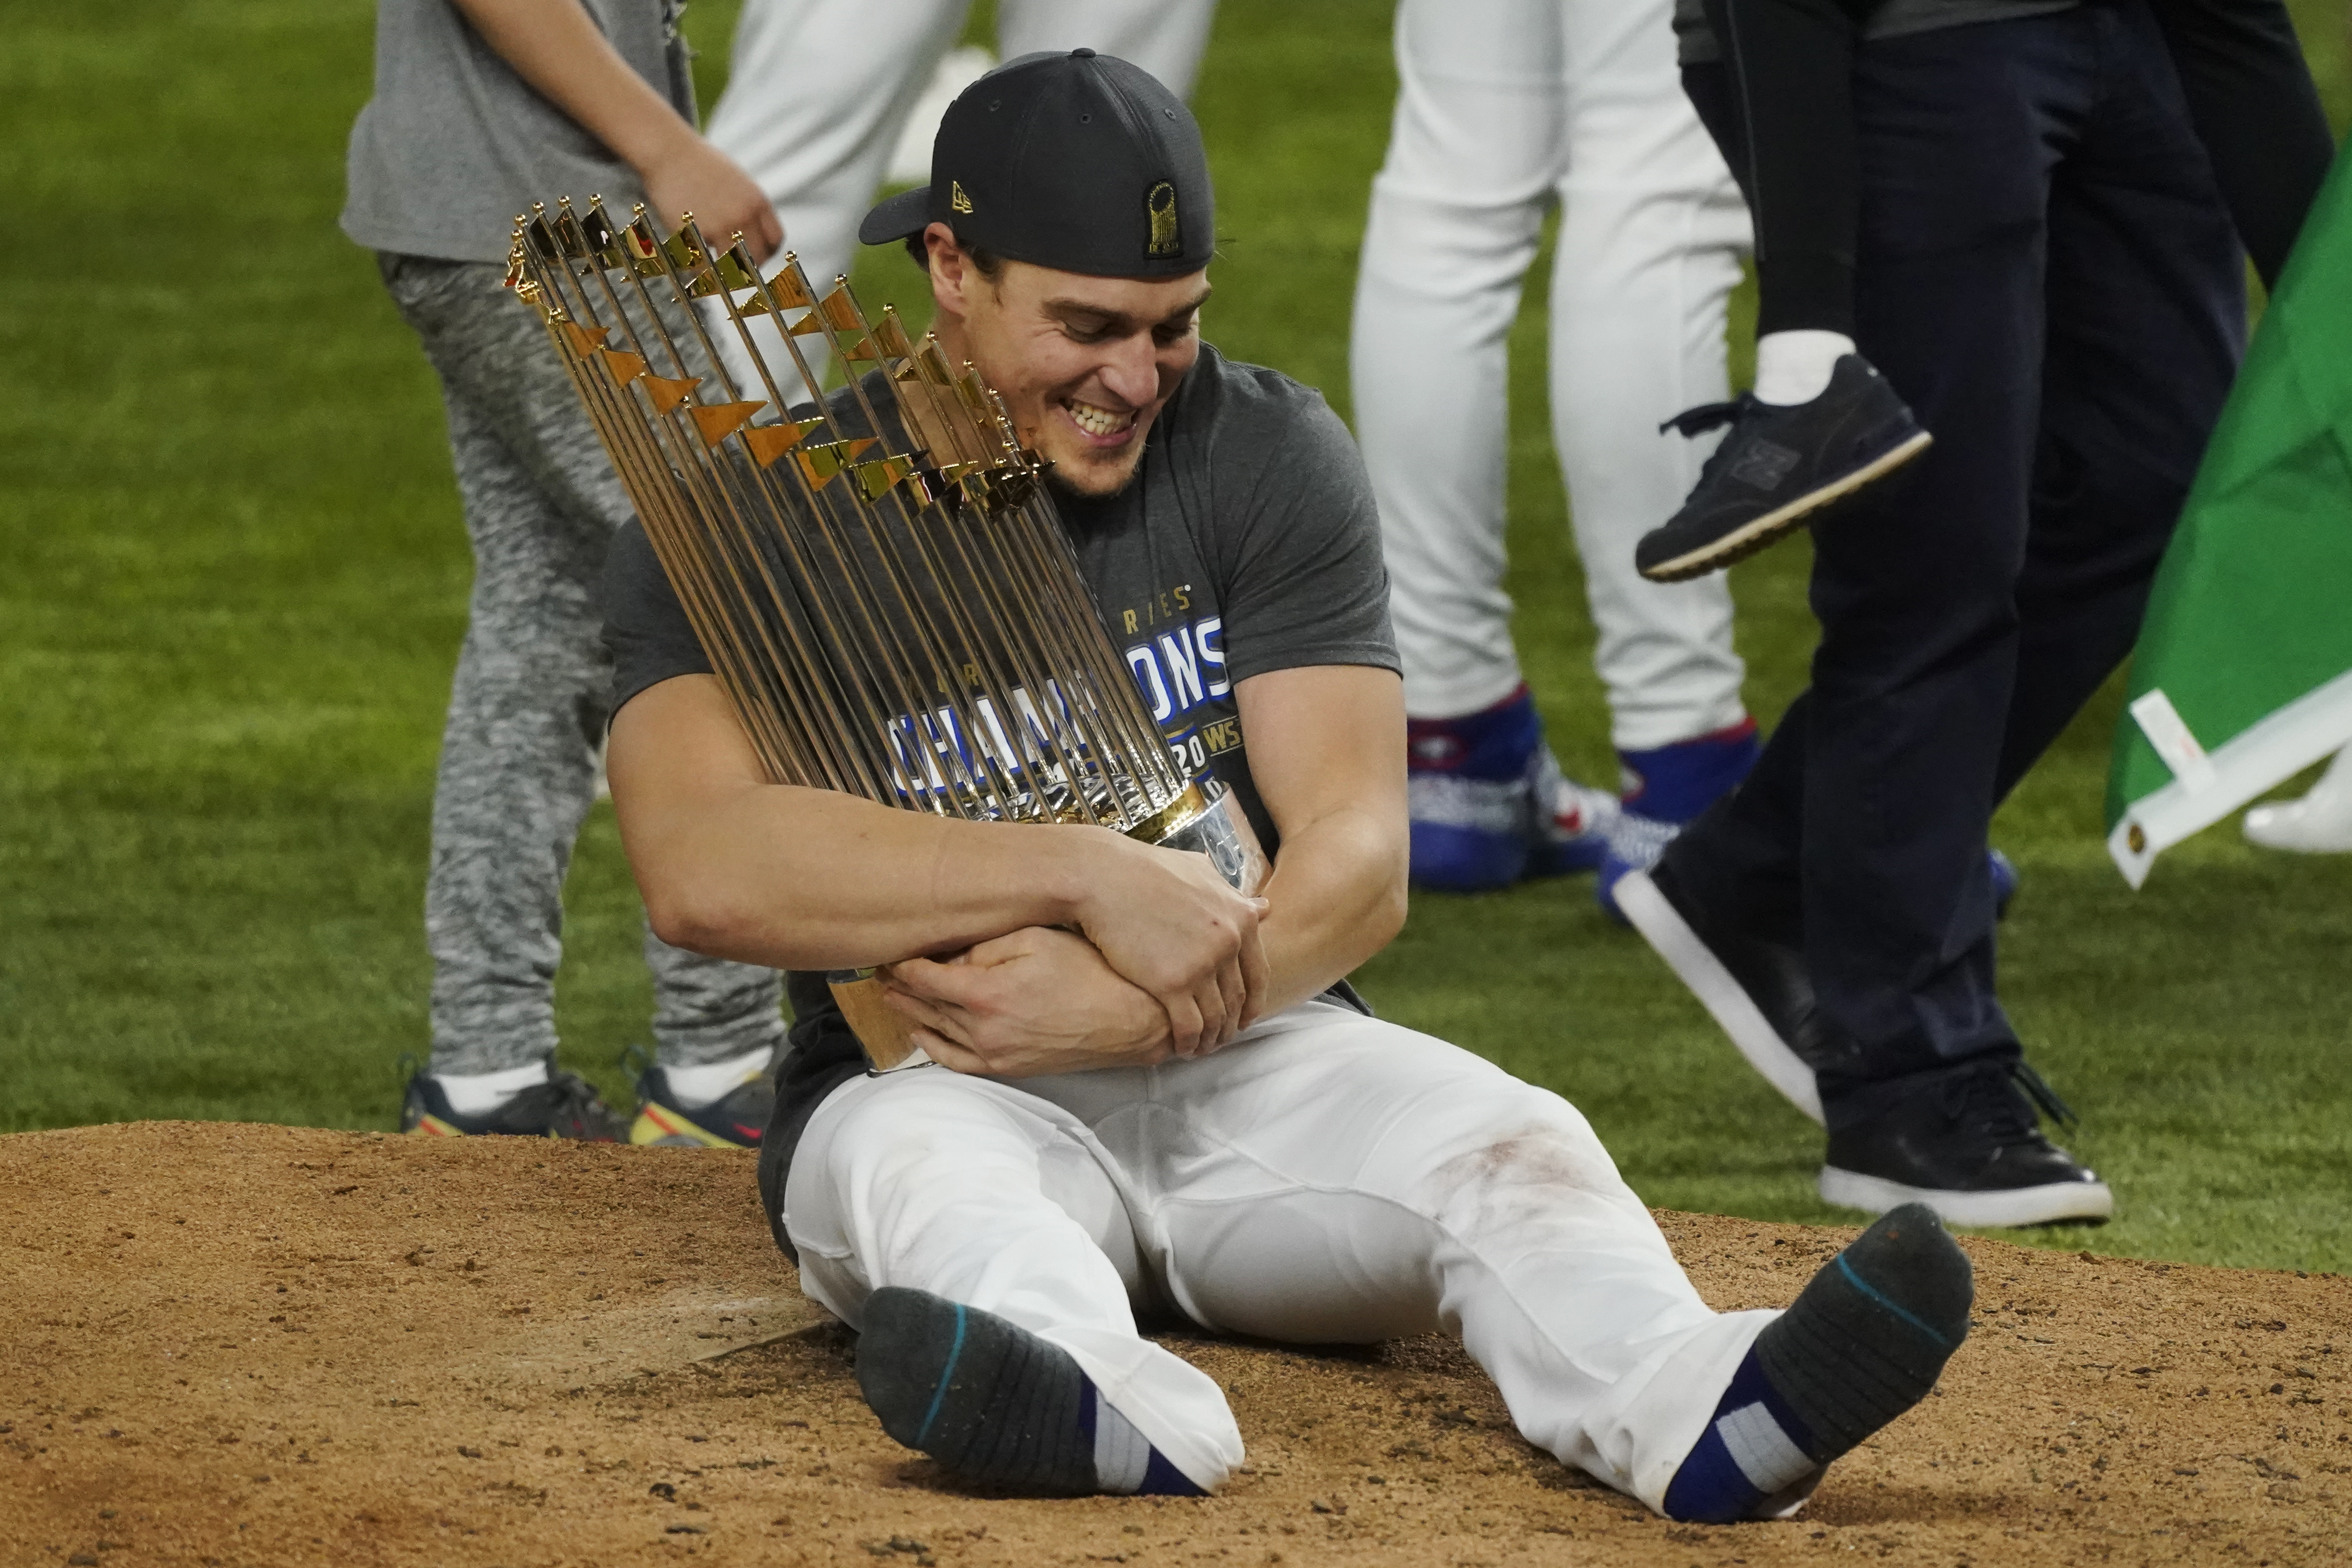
left=1619, top=848, right=2041, bottom=1115
left=1595, top=720, right=1760, bottom=922
left=400, top=1055, right=630, bottom=1141
left=1638, top=355, right=1931, bottom=583
left=628, top=1047, right=775, bottom=1149
left=1407, top=686, right=1615, bottom=892
left=1614, top=859, right=1837, bottom=1122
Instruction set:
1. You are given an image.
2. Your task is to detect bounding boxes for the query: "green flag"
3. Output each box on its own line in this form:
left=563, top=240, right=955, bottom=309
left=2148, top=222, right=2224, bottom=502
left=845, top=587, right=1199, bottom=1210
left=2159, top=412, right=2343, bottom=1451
left=2107, top=144, right=2352, bottom=888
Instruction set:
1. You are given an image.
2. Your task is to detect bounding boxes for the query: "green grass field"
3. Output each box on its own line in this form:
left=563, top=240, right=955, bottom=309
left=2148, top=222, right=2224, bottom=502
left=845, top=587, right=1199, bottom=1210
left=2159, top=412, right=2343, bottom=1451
left=4, top=1, right=2349, bottom=1271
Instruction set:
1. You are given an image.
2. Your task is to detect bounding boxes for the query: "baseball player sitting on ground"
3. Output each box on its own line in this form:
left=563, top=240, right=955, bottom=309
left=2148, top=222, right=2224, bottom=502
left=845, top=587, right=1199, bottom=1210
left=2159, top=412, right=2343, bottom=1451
left=600, top=51, right=1974, bottom=1520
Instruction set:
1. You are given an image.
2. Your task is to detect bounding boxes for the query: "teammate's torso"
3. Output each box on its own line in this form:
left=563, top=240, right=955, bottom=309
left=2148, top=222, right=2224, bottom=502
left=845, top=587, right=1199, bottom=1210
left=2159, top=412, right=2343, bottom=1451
left=344, top=0, right=696, bottom=265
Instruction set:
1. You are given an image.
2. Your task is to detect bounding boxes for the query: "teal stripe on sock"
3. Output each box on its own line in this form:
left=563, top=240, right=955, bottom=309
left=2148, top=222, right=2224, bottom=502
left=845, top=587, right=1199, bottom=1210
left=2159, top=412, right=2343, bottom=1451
left=914, top=1303, right=968, bottom=1447
left=1835, top=1253, right=1954, bottom=1350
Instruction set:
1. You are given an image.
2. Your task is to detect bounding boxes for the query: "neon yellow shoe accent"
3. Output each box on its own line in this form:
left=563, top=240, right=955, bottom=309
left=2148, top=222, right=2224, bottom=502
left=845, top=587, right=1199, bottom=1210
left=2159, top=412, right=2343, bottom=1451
left=629, top=1103, right=742, bottom=1148
left=409, top=1114, right=464, bottom=1137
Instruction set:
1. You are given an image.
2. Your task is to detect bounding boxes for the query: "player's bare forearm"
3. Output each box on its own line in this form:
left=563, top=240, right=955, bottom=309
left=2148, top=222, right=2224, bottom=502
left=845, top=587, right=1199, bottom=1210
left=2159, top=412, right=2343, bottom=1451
left=609, top=674, right=1262, bottom=1049
left=447, top=0, right=782, bottom=257
left=1252, top=800, right=1408, bottom=1016
left=1233, top=664, right=1411, bottom=1016
left=612, top=675, right=1130, bottom=965
left=881, top=928, right=1175, bottom=1077
left=865, top=666, right=1400, bottom=1072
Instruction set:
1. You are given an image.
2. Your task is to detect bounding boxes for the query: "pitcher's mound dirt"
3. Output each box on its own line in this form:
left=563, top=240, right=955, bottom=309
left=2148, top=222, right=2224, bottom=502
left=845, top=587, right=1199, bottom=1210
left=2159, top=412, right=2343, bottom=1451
left=6, top=1124, right=2349, bottom=1567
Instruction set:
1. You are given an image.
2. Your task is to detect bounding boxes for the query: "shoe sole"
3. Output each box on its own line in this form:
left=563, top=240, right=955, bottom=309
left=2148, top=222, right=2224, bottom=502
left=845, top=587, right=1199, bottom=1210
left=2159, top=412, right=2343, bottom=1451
left=630, top=1103, right=747, bottom=1149
left=1615, top=869, right=1825, bottom=1124
left=1818, top=1165, right=2115, bottom=1227
left=1641, top=430, right=1935, bottom=584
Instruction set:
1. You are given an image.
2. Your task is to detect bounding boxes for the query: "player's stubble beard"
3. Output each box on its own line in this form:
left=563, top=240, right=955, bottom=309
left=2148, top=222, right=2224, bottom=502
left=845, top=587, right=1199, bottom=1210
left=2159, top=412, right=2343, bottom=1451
left=962, top=335, right=1182, bottom=505
left=1042, top=429, right=1154, bottom=503
left=923, top=246, right=1203, bottom=506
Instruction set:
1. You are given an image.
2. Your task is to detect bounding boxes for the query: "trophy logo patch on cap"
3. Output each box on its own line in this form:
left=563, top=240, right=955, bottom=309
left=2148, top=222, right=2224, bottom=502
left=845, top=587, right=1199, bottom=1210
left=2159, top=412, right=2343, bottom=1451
left=1145, top=181, right=1179, bottom=258
left=951, top=180, right=974, bottom=215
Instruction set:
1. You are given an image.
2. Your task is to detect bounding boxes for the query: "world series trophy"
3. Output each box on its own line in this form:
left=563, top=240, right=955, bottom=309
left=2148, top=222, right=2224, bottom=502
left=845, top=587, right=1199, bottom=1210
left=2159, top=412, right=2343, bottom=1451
left=505, top=197, right=1269, bottom=1070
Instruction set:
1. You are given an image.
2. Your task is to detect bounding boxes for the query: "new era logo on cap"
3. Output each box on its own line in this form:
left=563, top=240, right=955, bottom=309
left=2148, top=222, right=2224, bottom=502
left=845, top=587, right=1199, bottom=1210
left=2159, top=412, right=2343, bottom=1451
left=858, top=49, right=1215, bottom=279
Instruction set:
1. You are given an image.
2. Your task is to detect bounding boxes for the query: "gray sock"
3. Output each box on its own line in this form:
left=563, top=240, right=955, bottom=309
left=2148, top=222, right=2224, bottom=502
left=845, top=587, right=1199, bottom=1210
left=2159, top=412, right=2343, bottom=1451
left=855, top=1287, right=1207, bottom=1497
left=1755, top=1202, right=1974, bottom=1459
left=857, top=1288, right=1096, bottom=1495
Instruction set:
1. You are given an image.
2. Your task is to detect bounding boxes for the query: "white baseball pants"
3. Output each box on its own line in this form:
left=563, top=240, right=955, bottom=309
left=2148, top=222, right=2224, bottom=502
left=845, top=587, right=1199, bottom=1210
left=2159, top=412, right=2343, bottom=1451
left=1351, top=0, right=1753, bottom=750
left=705, top=0, right=1218, bottom=391
left=784, top=999, right=1774, bottom=1509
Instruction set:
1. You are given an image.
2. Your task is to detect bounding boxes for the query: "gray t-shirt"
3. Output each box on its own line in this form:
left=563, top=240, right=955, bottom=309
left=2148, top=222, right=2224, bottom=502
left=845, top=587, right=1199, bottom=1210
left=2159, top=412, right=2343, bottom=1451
left=342, top=0, right=697, bottom=264
left=1674, top=0, right=2079, bottom=64
left=600, top=341, right=1398, bottom=1188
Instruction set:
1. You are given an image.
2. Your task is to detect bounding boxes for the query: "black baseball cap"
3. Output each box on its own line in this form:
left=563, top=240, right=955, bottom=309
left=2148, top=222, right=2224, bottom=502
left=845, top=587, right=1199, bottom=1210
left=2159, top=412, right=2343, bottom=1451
left=858, top=49, right=1215, bottom=279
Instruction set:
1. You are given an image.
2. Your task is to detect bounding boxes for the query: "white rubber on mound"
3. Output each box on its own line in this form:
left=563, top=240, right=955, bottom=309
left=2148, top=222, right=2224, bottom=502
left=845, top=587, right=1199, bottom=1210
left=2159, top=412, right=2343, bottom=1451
left=1615, top=869, right=1825, bottom=1125
left=1818, top=1165, right=2116, bottom=1228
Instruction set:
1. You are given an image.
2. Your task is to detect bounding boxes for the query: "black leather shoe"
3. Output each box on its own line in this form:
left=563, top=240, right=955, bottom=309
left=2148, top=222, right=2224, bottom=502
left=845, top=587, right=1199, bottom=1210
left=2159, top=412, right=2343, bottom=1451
left=1638, top=355, right=1931, bottom=583
left=1615, top=859, right=1854, bottom=1124
left=1820, top=1061, right=2113, bottom=1227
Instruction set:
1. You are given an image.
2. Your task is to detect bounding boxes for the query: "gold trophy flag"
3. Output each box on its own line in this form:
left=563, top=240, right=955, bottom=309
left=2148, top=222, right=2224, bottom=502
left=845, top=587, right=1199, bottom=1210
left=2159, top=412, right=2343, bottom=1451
left=507, top=198, right=1268, bottom=1069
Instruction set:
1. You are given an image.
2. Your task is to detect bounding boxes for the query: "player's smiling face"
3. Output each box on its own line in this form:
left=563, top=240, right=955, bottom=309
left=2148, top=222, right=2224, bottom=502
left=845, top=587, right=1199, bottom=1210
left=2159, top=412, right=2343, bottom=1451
left=923, top=226, right=1207, bottom=498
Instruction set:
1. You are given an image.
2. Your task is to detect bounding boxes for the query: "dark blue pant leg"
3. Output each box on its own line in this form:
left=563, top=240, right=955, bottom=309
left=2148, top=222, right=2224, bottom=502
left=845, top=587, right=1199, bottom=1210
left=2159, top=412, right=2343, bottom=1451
left=1798, top=18, right=2078, bottom=1119
left=1996, top=5, right=2244, bottom=797
left=1673, top=7, right=2241, bottom=1131
left=1670, top=63, right=1812, bottom=950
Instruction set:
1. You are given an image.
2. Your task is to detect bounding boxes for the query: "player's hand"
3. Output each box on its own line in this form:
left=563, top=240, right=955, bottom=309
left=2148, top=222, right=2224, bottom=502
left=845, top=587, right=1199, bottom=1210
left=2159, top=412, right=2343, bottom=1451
left=640, top=138, right=784, bottom=264
left=1069, top=839, right=1268, bottom=1057
left=880, top=928, right=1174, bottom=1077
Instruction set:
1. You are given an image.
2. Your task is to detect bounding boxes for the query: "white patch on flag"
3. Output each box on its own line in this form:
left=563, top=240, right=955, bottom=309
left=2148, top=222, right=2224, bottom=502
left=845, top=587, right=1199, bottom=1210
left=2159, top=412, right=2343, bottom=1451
left=2129, top=688, right=2219, bottom=795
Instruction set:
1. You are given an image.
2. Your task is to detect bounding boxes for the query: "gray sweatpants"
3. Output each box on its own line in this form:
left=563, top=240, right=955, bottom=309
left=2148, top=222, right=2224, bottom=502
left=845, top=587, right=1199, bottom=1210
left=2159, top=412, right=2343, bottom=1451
left=382, top=253, right=784, bottom=1078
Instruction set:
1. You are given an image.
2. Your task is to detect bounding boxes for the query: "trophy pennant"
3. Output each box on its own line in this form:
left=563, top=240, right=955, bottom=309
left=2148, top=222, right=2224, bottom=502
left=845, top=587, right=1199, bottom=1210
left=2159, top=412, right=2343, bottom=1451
left=640, top=374, right=700, bottom=414
left=742, top=418, right=823, bottom=467
left=689, top=399, right=767, bottom=446
left=509, top=197, right=1269, bottom=1070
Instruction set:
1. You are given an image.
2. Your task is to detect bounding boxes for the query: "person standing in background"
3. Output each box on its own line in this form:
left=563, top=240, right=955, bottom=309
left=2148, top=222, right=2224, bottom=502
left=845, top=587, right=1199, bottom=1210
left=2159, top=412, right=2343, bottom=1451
left=1633, top=0, right=2338, bottom=585
left=1621, top=0, right=2328, bottom=1226
left=1349, top=0, right=1762, bottom=912
left=342, top=0, right=789, bottom=1145
left=704, top=0, right=1220, bottom=394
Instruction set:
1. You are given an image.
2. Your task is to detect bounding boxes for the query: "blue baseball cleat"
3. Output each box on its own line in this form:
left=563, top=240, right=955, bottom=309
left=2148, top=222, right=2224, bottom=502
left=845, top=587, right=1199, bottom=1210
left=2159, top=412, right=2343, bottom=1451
left=1407, top=685, right=1617, bottom=892
left=1596, top=720, right=1760, bottom=922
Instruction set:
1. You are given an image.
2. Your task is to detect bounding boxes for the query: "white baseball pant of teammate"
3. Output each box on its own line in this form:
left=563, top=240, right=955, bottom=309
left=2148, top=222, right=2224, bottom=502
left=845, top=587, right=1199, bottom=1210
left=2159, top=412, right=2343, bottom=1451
left=1352, top=0, right=1751, bottom=750
left=785, top=999, right=1776, bottom=1504
left=705, top=0, right=1219, bottom=394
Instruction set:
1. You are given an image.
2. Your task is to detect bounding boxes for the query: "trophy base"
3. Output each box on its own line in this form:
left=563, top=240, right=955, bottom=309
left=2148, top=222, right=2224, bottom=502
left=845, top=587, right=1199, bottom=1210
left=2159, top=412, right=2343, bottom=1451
left=831, top=776, right=1269, bottom=1072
